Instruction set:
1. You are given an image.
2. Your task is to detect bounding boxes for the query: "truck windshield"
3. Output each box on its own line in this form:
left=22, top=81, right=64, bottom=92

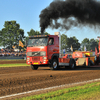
left=27, top=37, right=48, bottom=47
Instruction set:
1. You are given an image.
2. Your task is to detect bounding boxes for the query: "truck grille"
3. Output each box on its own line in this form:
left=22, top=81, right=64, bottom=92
left=32, top=52, right=41, bottom=56
left=27, top=52, right=32, bottom=56
left=27, top=52, right=40, bottom=56
left=32, top=57, right=40, bottom=61
left=27, top=51, right=46, bottom=56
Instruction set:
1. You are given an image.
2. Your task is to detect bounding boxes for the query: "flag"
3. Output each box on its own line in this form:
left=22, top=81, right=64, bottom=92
left=19, top=40, right=24, bottom=47
left=12, top=45, right=16, bottom=49
left=71, top=45, right=73, bottom=51
left=84, top=46, right=86, bottom=51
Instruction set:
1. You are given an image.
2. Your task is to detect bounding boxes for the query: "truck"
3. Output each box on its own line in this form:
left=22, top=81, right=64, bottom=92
left=72, top=51, right=97, bottom=67
left=26, top=32, right=76, bottom=70
left=71, top=36, right=100, bottom=67
left=96, top=36, right=100, bottom=64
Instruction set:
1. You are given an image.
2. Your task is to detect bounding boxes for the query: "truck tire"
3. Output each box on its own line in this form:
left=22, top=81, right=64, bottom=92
left=69, top=59, right=76, bottom=69
left=31, top=65, right=38, bottom=70
left=50, top=59, right=58, bottom=70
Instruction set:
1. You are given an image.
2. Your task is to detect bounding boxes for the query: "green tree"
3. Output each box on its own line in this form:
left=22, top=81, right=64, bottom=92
left=44, top=32, right=50, bottom=35
left=67, top=36, right=80, bottom=51
left=27, top=29, right=50, bottom=36
left=0, top=21, right=24, bottom=49
left=27, top=29, right=38, bottom=36
left=89, top=38, right=98, bottom=51
left=81, top=38, right=90, bottom=51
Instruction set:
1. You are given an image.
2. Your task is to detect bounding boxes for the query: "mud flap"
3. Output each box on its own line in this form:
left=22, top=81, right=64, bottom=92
left=69, top=59, right=76, bottom=69
left=86, top=58, right=90, bottom=67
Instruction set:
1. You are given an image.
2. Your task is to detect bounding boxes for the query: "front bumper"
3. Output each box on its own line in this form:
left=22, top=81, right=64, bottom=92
left=26, top=56, right=48, bottom=65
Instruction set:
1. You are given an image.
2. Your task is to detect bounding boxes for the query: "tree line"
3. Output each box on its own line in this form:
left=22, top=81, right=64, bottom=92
left=0, top=21, right=99, bottom=51
left=61, top=34, right=99, bottom=51
left=0, top=21, right=50, bottom=50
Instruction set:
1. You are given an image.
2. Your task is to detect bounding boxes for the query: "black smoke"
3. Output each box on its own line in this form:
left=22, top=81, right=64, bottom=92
left=39, top=0, right=100, bottom=34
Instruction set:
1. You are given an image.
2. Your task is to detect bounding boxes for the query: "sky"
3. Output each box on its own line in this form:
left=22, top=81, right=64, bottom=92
left=0, top=0, right=100, bottom=46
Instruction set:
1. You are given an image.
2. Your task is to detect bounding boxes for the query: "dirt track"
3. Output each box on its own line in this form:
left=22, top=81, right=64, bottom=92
left=0, top=60, right=26, bottom=64
left=0, top=64, right=100, bottom=100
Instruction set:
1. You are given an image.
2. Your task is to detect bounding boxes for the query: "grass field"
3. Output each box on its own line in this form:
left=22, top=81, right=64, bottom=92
left=0, top=59, right=28, bottom=67
left=0, top=63, right=29, bottom=67
left=15, top=82, right=100, bottom=100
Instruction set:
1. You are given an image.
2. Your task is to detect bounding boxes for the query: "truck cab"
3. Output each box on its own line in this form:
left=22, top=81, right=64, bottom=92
left=26, top=32, right=76, bottom=70
left=26, top=35, right=59, bottom=70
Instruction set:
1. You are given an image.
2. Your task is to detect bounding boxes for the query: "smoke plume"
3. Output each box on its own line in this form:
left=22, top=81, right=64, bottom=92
left=39, top=0, right=100, bottom=34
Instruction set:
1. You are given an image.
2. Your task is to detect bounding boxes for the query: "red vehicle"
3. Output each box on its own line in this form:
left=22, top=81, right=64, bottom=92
left=26, top=32, right=75, bottom=70
left=72, top=51, right=97, bottom=67
left=96, top=36, right=100, bottom=64
left=72, top=36, right=100, bottom=67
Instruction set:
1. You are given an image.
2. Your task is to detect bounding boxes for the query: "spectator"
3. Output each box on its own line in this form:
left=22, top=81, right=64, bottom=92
left=63, top=49, right=65, bottom=54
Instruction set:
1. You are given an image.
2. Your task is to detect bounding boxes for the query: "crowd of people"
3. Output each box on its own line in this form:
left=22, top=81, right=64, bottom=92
left=0, top=49, right=26, bottom=57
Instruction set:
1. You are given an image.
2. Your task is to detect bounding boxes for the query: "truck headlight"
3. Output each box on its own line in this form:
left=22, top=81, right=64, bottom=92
left=40, top=51, right=46, bottom=56
left=27, top=57, right=30, bottom=61
left=43, top=57, right=47, bottom=59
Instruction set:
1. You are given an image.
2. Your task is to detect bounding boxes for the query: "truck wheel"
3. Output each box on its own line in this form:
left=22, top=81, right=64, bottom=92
left=31, top=65, right=38, bottom=70
left=69, top=59, right=76, bottom=69
left=50, top=59, right=58, bottom=70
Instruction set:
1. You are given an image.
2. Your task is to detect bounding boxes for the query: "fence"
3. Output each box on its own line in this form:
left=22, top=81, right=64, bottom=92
left=0, top=52, right=26, bottom=57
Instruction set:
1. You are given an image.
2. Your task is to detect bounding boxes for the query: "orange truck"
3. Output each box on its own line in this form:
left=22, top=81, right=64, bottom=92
left=72, top=51, right=98, bottom=67
left=71, top=36, right=100, bottom=67
left=26, top=32, right=76, bottom=70
left=96, top=36, right=100, bottom=64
